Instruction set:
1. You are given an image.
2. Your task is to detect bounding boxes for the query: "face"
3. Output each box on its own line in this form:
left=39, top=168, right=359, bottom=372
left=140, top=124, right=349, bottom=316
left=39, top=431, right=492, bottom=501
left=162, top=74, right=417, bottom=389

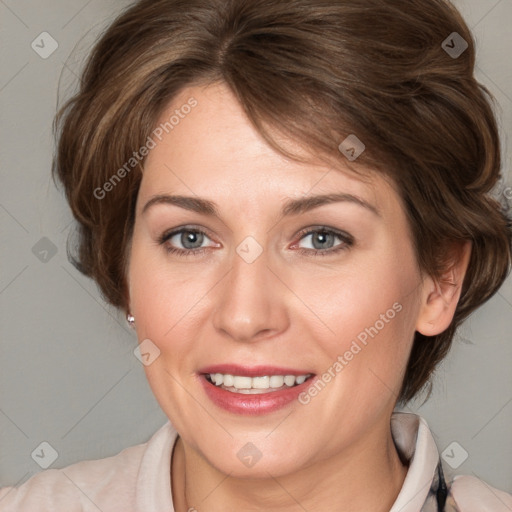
left=127, top=82, right=425, bottom=478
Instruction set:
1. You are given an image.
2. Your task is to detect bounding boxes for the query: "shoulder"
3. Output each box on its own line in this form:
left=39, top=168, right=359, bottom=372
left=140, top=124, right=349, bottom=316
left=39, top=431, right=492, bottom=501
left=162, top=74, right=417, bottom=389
left=0, top=421, right=177, bottom=512
left=446, top=474, right=512, bottom=512
left=0, top=442, right=146, bottom=511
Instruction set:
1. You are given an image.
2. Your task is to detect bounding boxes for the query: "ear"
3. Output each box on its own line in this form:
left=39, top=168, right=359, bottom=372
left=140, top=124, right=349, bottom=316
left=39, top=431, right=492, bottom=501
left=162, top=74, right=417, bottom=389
left=416, top=241, right=472, bottom=336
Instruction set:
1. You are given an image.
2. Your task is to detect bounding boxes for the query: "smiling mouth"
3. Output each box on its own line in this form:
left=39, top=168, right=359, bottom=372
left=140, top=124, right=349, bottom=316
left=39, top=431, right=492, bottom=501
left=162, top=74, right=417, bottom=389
left=203, top=373, right=315, bottom=394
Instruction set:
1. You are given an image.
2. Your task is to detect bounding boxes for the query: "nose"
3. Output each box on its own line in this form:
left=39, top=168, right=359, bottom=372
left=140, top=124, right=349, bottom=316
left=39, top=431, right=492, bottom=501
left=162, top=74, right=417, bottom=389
left=211, top=240, right=290, bottom=343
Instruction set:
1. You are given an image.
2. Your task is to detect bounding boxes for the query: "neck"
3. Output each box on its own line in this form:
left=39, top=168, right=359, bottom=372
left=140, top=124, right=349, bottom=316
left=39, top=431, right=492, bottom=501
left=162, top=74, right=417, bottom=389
left=171, top=417, right=409, bottom=512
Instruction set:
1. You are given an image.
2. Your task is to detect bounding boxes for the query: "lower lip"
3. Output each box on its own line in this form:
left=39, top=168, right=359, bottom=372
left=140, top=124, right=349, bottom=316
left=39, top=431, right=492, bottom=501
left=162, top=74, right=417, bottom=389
left=199, top=375, right=316, bottom=415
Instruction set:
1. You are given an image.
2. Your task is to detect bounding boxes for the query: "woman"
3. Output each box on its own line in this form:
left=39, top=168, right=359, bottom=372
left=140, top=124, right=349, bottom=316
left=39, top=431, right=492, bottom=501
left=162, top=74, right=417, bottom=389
left=1, top=0, right=511, bottom=510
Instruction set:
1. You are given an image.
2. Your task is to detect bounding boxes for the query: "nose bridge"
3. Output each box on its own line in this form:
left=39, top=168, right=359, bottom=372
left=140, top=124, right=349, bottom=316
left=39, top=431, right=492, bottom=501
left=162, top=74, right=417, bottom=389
left=212, top=235, right=288, bottom=342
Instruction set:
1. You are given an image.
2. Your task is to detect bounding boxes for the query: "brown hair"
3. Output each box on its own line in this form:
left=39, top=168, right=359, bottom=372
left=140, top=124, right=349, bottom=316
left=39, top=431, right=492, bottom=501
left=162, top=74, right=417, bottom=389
left=52, top=0, right=512, bottom=404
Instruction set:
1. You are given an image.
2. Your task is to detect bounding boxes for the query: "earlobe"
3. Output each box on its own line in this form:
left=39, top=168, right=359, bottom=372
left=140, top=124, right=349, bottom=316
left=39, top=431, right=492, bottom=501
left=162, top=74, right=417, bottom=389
left=416, top=241, right=472, bottom=336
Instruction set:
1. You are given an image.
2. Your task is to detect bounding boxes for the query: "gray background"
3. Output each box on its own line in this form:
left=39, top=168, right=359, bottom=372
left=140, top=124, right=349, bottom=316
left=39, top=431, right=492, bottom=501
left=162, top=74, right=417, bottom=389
left=1, top=0, right=511, bottom=495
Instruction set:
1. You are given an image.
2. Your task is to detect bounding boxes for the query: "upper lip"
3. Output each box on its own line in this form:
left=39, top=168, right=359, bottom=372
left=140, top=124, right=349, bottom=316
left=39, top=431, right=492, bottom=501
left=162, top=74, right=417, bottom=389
left=198, top=364, right=314, bottom=377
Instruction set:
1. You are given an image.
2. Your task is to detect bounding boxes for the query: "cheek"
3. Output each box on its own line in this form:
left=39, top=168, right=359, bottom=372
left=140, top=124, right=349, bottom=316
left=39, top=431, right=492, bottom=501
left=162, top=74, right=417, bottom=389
left=310, top=252, right=418, bottom=339
left=300, top=247, right=421, bottom=392
left=128, top=238, right=221, bottom=375
left=129, top=236, right=197, bottom=332
left=127, top=239, right=207, bottom=422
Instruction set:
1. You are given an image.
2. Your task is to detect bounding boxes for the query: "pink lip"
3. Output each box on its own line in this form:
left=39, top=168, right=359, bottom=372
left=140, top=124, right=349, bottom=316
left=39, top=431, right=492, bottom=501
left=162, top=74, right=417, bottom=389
left=197, top=365, right=316, bottom=416
left=198, top=364, right=313, bottom=377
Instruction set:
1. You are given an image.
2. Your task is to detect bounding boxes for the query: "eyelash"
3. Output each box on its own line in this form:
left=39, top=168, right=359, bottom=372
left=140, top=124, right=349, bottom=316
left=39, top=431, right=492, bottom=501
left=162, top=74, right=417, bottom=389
left=292, top=227, right=354, bottom=256
left=157, top=226, right=354, bottom=258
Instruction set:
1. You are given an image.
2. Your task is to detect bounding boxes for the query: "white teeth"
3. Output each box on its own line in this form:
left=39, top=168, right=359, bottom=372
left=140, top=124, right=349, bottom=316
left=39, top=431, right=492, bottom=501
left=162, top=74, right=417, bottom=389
left=207, top=373, right=311, bottom=391
left=295, top=375, right=306, bottom=385
left=283, top=375, right=296, bottom=387
left=233, top=376, right=252, bottom=389
left=252, top=376, right=270, bottom=389
left=269, top=375, right=284, bottom=388
left=223, top=374, right=234, bottom=387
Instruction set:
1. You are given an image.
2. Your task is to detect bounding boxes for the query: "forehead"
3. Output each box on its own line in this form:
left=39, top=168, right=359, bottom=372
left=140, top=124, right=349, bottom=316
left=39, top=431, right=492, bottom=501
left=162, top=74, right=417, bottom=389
left=137, top=82, right=398, bottom=216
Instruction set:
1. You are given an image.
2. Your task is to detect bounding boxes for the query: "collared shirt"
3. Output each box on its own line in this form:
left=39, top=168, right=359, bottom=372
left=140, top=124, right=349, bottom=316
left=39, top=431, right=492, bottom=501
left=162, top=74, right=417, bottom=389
left=0, top=412, right=511, bottom=511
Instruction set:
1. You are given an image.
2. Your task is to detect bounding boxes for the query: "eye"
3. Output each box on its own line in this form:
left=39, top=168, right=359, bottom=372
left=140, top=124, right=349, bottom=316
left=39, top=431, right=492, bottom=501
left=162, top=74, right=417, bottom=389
left=292, top=227, right=354, bottom=256
left=157, top=225, right=354, bottom=258
left=158, top=226, right=218, bottom=256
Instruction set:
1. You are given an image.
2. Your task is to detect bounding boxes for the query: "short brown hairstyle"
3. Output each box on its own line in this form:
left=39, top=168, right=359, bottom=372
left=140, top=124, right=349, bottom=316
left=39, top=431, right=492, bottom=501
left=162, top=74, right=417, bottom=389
left=52, top=0, right=512, bottom=404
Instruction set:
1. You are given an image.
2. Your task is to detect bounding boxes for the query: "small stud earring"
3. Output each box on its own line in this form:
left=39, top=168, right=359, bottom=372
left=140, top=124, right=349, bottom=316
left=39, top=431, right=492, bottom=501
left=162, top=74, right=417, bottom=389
left=127, top=313, right=135, bottom=328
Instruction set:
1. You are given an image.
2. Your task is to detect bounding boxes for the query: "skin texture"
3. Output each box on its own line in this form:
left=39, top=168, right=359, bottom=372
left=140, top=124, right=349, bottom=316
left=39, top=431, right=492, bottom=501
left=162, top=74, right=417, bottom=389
left=127, top=82, right=470, bottom=512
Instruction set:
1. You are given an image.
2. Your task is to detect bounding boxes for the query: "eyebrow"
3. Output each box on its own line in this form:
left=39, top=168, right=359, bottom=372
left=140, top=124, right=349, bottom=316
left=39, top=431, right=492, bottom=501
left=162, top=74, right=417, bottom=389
left=141, top=192, right=380, bottom=218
